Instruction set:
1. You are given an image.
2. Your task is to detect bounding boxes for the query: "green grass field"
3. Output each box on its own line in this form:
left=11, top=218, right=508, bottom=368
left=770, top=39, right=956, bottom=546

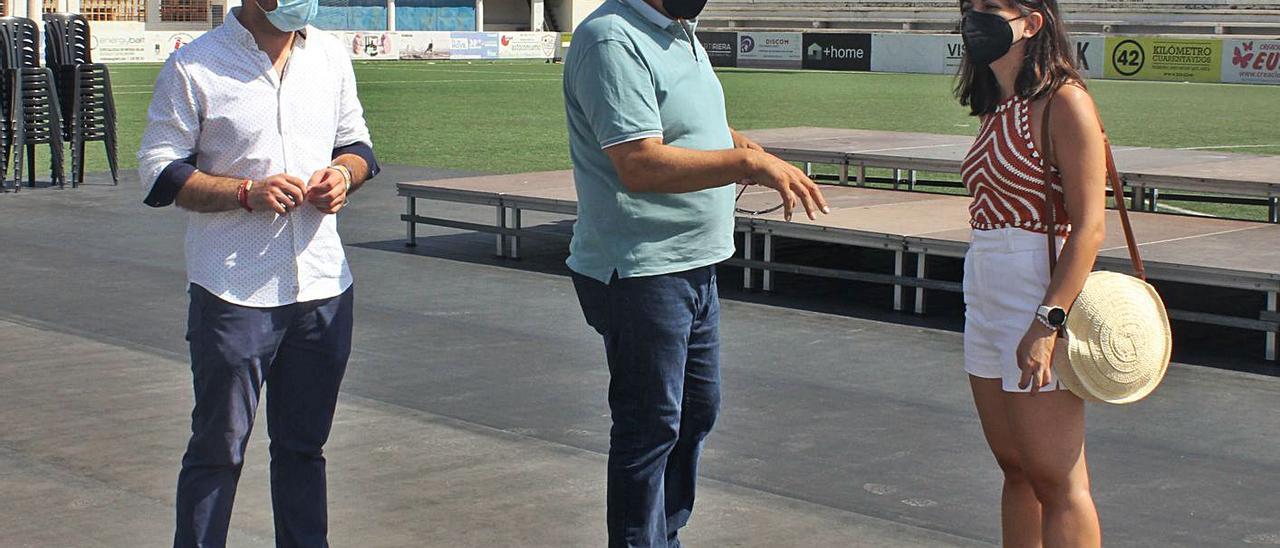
left=102, top=60, right=1279, bottom=218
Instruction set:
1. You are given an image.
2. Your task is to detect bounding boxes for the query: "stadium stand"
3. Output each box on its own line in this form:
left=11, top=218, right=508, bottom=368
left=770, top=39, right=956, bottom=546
left=700, top=0, right=1280, bottom=36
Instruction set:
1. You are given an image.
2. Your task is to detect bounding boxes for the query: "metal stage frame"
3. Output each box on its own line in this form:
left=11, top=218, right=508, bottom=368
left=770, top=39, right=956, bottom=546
left=743, top=127, right=1280, bottom=223
left=398, top=170, right=1280, bottom=362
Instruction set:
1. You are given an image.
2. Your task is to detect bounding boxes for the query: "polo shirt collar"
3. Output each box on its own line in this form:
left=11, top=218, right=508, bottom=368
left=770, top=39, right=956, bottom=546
left=619, top=0, right=679, bottom=31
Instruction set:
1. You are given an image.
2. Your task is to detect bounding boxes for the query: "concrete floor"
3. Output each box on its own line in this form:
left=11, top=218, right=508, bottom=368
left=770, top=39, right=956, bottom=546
left=1, top=168, right=1277, bottom=547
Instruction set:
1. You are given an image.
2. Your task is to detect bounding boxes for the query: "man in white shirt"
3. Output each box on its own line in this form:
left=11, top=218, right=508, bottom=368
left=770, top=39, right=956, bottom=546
left=137, top=0, right=377, bottom=544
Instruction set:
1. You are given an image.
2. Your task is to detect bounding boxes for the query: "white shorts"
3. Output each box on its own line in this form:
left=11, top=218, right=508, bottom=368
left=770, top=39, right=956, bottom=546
left=963, top=228, right=1065, bottom=393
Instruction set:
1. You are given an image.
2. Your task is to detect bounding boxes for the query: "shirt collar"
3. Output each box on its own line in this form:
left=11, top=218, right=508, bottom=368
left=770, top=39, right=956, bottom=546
left=619, top=0, right=679, bottom=31
left=224, top=8, right=309, bottom=50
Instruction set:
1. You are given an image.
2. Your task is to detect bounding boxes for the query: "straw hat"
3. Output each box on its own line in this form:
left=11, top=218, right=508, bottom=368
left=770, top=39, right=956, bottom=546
left=1052, top=271, right=1172, bottom=404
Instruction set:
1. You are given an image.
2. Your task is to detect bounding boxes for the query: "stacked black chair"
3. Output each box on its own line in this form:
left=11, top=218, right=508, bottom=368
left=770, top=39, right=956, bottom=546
left=0, top=36, right=10, bottom=191
left=0, top=18, right=21, bottom=191
left=0, top=17, right=65, bottom=190
left=44, top=14, right=83, bottom=125
left=45, top=13, right=115, bottom=187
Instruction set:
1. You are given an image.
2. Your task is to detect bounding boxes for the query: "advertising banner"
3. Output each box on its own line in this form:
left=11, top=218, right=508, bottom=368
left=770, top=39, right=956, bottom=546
left=697, top=31, right=737, bottom=68
left=342, top=32, right=397, bottom=60
left=450, top=32, right=500, bottom=59
left=91, top=30, right=148, bottom=63
left=737, top=32, right=802, bottom=69
left=93, top=30, right=560, bottom=63
left=870, top=33, right=964, bottom=74
left=498, top=32, right=558, bottom=59
left=802, top=33, right=871, bottom=71
left=93, top=30, right=205, bottom=63
left=869, top=34, right=1102, bottom=78
left=1222, top=39, right=1280, bottom=85
left=147, top=32, right=201, bottom=62
left=1073, top=36, right=1104, bottom=79
left=396, top=31, right=452, bottom=60
left=1105, top=37, right=1221, bottom=82
left=83, top=27, right=1274, bottom=88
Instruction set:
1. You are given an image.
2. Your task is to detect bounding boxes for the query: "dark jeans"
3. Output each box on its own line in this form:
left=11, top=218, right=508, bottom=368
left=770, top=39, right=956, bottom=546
left=175, top=284, right=353, bottom=548
left=572, top=266, right=722, bottom=548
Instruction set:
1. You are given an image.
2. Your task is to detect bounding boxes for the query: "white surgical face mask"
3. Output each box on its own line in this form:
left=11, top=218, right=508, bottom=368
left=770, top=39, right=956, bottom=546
left=259, top=0, right=318, bottom=32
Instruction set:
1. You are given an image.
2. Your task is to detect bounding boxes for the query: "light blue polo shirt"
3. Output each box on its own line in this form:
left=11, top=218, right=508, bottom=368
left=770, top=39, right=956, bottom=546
left=562, top=0, right=736, bottom=284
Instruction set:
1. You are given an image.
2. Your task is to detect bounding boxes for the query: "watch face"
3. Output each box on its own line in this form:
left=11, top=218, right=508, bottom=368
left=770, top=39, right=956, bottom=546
left=1048, top=307, right=1067, bottom=326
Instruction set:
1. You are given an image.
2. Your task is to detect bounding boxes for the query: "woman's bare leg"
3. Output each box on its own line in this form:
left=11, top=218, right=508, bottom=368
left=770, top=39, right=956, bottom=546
left=970, top=376, right=1044, bottom=547
left=1006, top=389, right=1101, bottom=548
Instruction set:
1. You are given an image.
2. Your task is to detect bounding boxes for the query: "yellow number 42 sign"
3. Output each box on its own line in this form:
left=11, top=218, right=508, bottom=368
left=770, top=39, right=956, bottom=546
left=1105, top=37, right=1222, bottom=83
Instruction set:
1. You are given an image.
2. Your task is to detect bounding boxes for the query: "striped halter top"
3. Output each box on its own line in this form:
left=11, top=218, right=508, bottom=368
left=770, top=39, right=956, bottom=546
left=962, top=95, right=1069, bottom=236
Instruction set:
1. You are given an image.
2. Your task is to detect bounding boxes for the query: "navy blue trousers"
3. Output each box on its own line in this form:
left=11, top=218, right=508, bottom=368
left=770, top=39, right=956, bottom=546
left=175, top=284, right=353, bottom=548
left=572, top=266, right=722, bottom=548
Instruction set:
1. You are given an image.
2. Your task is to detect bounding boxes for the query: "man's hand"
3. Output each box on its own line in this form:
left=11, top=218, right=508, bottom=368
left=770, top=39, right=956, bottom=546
left=731, top=130, right=765, bottom=153
left=306, top=167, right=349, bottom=215
left=747, top=151, right=830, bottom=222
left=248, top=174, right=308, bottom=215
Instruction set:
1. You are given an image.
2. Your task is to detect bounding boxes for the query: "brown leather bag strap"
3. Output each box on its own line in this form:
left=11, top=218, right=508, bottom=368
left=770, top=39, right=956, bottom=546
left=1102, top=133, right=1147, bottom=280
left=1040, top=93, right=1061, bottom=273
left=1038, top=87, right=1147, bottom=280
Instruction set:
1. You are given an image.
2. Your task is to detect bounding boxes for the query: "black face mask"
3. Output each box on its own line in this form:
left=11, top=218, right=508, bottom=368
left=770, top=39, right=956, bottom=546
left=663, top=0, right=708, bottom=20
left=961, top=10, right=1027, bottom=65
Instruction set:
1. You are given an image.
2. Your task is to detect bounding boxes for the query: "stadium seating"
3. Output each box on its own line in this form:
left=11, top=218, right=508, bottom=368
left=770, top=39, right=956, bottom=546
left=700, top=1, right=1280, bottom=36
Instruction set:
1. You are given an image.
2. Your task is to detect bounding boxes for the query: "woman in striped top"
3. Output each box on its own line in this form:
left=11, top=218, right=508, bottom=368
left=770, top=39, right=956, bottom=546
left=956, top=0, right=1108, bottom=546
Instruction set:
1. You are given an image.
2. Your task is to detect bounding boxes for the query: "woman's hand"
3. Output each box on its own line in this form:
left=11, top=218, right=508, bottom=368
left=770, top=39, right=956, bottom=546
left=1017, top=322, right=1059, bottom=394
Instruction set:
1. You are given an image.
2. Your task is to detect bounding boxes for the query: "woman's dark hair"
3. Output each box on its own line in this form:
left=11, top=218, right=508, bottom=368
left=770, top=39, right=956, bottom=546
left=954, top=0, right=1084, bottom=116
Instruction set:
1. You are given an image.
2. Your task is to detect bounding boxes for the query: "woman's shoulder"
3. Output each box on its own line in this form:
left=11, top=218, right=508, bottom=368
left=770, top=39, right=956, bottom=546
left=1045, top=83, right=1097, bottom=123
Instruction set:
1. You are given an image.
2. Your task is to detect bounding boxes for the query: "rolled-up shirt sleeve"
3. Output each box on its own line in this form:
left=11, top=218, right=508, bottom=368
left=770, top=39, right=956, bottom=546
left=332, top=52, right=379, bottom=179
left=571, top=39, right=663, bottom=149
left=138, top=54, right=201, bottom=207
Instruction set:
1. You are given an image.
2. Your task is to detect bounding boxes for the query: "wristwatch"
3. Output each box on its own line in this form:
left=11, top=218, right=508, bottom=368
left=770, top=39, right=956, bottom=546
left=1036, top=305, right=1067, bottom=330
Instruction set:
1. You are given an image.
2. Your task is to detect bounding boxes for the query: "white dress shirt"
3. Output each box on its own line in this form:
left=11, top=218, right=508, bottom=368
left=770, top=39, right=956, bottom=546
left=138, top=11, right=372, bottom=308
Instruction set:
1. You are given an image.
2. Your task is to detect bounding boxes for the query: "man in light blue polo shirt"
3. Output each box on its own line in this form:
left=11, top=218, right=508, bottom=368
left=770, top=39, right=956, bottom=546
left=563, top=0, right=828, bottom=545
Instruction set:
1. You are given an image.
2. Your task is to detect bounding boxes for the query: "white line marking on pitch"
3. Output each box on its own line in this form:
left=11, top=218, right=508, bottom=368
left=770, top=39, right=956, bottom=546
left=1107, top=224, right=1269, bottom=250
left=358, top=78, right=561, bottom=84
left=1177, top=144, right=1280, bottom=150
left=359, top=65, right=559, bottom=77
left=1155, top=203, right=1213, bottom=217
left=114, top=77, right=562, bottom=94
left=855, top=143, right=962, bottom=154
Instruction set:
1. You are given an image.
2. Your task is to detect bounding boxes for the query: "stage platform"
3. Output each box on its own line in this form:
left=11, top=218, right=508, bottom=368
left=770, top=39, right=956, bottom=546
left=742, top=127, right=1280, bottom=223
left=5, top=169, right=1280, bottom=546
left=398, top=170, right=1280, bottom=361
